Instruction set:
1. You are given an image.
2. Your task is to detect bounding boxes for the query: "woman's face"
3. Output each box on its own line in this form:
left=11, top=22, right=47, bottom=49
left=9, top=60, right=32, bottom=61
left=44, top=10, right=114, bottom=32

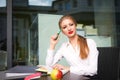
left=60, top=18, right=77, bottom=38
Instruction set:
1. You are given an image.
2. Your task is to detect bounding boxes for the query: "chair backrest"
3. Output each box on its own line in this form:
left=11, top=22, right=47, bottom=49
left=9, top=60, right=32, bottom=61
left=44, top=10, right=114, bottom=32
left=97, top=47, right=120, bottom=80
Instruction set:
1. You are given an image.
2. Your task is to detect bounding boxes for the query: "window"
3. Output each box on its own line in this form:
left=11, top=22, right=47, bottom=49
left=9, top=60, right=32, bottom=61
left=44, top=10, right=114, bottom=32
left=0, top=0, right=6, bottom=7
left=29, top=0, right=52, bottom=6
left=58, top=3, right=63, bottom=11
left=72, top=0, right=78, bottom=8
left=115, top=0, right=120, bottom=7
left=87, top=0, right=93, bottom=6
left=65, top=0, right=71, bottom=10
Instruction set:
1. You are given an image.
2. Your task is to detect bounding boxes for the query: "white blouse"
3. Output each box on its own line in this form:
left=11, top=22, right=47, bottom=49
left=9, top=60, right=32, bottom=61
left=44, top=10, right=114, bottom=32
left=46, top=38, right=99, bottom=76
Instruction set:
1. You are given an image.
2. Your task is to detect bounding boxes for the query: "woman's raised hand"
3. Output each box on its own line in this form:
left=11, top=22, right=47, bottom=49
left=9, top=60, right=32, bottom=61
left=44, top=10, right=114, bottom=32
left=49, top=34, right=59, bottom=50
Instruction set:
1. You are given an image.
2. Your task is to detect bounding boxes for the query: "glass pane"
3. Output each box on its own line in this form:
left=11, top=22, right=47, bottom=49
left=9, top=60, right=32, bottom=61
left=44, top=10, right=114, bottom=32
left=29, top=0, right=53, bottom=6
left=6, top=0, right=120, bottom=67
left=72, top=0, right=78, bottom=8
left=0, top=0, right=6, bottom=7
left=0, top=0, right=7, bottom=70
left=13, top=17, right=29, bottom=65
left=53, top=0, right=120, bottom=47
left=65, top=0, right=71, bottom=10
left=28, top=16, right=38, bottom=66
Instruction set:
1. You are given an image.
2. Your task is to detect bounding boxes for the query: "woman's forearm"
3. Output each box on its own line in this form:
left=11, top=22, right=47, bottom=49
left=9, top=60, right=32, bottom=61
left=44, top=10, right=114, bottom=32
left=49, top=44, right=55, bottom=50
left=46, top=49, right=54, bottom=67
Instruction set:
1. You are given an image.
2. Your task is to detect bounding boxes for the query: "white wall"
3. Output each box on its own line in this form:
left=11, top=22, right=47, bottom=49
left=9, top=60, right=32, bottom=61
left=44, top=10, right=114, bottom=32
left=38, top=14, right=69, bottom=66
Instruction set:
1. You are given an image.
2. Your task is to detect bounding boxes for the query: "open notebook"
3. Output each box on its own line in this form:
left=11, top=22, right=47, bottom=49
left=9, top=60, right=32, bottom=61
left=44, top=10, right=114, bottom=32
left=24, top=65, right=69, bottom=80
left=35, top=65, right=69, bottom=75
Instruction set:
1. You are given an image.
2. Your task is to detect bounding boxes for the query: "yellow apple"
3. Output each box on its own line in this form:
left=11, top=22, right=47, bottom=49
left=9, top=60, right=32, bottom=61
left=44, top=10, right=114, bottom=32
left=50, top=69, right=63, bottom=80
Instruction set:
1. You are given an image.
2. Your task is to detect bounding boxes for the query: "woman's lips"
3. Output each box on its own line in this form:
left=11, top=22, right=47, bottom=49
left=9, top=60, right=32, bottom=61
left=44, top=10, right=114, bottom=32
left=68, top=31, right=73, bottom=34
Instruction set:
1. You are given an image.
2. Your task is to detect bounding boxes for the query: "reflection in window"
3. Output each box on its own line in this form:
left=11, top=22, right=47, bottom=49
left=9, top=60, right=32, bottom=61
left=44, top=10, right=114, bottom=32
left=58, top=3, right=63, bottom=11
left=28, top=16, right=38, bottom=66
left=115, top=0, right=120, bottom=7
left=65, top=0, right=71, bottom=10
left=0, top=14, right=7, bottom=51
left=96, top=0, right=102, bottom=6
left=0, top=0, right=6, bottom=7
left=87, top=0, right=93, bottom=6
left=72, top=0, right=78, bottom=8
left=13, top=17, right=29, bottom=65
left=29, top=0, right=53, bottom=6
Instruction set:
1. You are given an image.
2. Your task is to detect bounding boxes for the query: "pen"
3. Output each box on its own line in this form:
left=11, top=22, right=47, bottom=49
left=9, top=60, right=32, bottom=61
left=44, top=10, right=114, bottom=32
left=54, top=30, right=61, bottom=40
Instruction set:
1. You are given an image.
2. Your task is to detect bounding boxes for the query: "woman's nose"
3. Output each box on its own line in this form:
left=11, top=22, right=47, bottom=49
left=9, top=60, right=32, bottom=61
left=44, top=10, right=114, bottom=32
left=67, top=26, right=71, bottom=30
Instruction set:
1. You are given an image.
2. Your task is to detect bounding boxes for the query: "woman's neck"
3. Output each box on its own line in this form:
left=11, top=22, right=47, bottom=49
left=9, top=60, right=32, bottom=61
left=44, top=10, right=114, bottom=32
left=69, top=35, right=78, bottom=47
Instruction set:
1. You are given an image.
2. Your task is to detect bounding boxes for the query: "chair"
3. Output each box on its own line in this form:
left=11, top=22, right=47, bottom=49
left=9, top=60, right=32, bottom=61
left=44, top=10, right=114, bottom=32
left=97, top=47, right=120, bottom=80
left=0, top=50, right=7, bottom=71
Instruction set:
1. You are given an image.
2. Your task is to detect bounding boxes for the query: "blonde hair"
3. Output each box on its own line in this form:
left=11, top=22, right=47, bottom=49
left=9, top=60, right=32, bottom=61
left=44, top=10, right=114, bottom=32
left=59, top=15, right=89, bottom=59
left=78, top=35, right=89, bottom=59
left=59, top=15, right=77, bottom=29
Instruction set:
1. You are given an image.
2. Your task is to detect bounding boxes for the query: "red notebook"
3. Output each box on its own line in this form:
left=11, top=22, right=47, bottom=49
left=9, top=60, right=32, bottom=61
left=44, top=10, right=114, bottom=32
left=24, top=72, right=41, bottom=80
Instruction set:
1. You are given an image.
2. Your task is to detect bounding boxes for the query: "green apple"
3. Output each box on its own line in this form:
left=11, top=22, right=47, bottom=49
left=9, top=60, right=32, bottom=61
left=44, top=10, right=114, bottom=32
left=50, top=69, right=63, bottom=80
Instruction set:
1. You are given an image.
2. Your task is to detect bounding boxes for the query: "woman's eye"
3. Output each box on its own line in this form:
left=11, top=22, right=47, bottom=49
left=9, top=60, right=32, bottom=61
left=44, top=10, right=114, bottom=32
left=62, top=26, right=66, bottom=29
left=69, top=23, right=73, bottom=26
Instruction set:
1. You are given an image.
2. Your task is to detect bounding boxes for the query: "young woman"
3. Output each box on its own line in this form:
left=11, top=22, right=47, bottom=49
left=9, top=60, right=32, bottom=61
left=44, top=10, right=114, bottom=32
left=46, top=15, right=99, bottom=76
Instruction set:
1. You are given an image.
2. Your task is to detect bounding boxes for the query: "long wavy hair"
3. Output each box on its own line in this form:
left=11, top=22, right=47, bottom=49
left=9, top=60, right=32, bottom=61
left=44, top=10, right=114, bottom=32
left=59, top=15, right=89, bottom=59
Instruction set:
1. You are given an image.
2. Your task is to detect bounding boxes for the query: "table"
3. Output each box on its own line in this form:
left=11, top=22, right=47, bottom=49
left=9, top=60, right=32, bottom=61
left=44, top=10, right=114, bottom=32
left=0, top=66, right=36, bottom=80
left=40, top=72, right=89, bottom=80
left=0, top=66, right=89, bottom=80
